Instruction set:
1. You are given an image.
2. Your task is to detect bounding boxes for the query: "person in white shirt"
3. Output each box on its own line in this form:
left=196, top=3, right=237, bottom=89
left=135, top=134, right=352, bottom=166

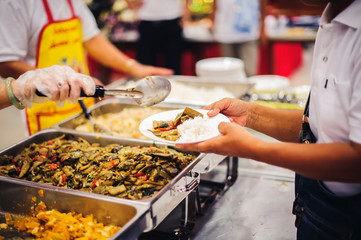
left=212, top=0, right=260, bottom=76
left=126, top=0, right=185, bottom=75
left=0, top=0, right=173, bottom=135
left=0, top=0, right=173, bottom=79
left=177, top=0, right=361, bottom=238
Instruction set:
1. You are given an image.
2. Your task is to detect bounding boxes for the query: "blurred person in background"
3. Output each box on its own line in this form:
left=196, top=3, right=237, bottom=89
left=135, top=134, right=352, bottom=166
left=0, top=0, right=173, bottom=135
left=126, top=0, right=186, bottom=75
left=0, top=65, right=95, bottom=111
left=177, top=0, right=361, bottom=239
left=212, top=0, right=260, bottom=76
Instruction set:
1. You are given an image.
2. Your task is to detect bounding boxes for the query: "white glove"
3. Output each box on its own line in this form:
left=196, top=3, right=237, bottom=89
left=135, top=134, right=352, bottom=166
left=12, top=65, right=96, bottom=108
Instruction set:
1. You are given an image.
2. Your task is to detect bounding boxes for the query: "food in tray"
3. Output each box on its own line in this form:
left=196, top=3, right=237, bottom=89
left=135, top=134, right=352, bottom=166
left=1, top=201, right=120, bottom=240
left=0, top=135, right=196, bottom=200
left=150, top=107, right=203, bottom=141
left=74, top=107, right=164, bottom=138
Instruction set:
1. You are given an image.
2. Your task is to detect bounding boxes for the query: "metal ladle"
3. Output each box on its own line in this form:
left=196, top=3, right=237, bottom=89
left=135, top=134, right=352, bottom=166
left=130, top=76, right=172, bottom=106
left=36, top=76, right=172, bottom=107
left=102, top=76, right=172, bottom=106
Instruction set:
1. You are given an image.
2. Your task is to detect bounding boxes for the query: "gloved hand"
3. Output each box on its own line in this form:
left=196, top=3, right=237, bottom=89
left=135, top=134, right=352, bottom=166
left=12, top=65, right=96, bottom=108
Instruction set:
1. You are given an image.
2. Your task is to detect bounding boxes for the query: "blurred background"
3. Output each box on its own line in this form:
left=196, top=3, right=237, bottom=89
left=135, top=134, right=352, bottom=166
left=1, top=0, right=322, bottom=150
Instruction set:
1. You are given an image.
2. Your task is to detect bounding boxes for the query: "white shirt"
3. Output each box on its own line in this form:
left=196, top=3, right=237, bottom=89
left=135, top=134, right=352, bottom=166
left=137, top=0, right=183, bottom=21
left=309, top=0, right=361, bottom=196
left=0, top=0, right=99, bottom=67
left=213, top=0, right=260, bottom=43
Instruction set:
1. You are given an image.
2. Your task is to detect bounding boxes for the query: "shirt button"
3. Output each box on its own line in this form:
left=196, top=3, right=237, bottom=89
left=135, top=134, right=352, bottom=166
left=323, top=56, right=328, bottom=62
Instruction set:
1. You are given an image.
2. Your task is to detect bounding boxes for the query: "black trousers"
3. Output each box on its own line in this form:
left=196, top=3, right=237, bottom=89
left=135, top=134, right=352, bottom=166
left=137, top=17, right=184, bottom=75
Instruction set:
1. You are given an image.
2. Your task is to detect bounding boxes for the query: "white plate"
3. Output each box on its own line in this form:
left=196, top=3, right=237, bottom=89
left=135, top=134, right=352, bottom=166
left=139, top=109, right=230, bottom=145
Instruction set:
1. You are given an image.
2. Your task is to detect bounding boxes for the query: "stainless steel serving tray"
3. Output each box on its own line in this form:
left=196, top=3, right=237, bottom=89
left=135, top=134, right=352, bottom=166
left=53, top=98, right=226, bottom=174
left=0, top=176, right=149, bottom=240
left=0, top=129, right=204, bottom=232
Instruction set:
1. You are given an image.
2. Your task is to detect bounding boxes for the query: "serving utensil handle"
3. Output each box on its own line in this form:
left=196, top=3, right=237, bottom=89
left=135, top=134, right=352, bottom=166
left=35, top=85, right=105, bottom=98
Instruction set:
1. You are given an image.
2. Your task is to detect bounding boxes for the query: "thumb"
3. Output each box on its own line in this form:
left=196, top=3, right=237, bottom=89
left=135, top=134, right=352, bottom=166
left=218, top=122, right=235, bottom=135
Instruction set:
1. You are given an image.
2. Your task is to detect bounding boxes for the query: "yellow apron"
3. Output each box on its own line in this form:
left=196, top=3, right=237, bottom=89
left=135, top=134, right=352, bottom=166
left=25, top=0, right=93, bottom=135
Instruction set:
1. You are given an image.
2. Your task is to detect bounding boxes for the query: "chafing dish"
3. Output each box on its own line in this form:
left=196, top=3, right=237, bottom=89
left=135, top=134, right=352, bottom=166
left=0, top=129, right=204, bottom=232
left=54, top=98, right=226, bottom=174
left=0, top=176, right=149, bottom=240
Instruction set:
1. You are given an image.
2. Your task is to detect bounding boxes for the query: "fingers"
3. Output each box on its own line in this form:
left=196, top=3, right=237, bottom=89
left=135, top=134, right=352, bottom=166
left=68, top=73, right=96, bottom=103
left=207, top=108, right=220, bottom=117
left=218, top=122, right=233, bottom=135
left=176, top=141, right=210, bottom=153
left=205, top=98, right=233, bottom=117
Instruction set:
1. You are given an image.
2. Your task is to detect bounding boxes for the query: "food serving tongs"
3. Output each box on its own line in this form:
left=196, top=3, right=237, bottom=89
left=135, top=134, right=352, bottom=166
left=77, top=100, right=113, bottom=135
left=36, top=76, right=172, bottom=107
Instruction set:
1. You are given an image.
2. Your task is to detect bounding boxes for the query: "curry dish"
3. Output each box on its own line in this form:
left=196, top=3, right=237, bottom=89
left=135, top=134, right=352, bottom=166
left=1, top=201, right=120, bottom=240
left=0, top=135, right=196, bottom=200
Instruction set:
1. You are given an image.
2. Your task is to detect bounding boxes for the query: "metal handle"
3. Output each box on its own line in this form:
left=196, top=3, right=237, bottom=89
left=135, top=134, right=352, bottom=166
left=172, top=172, right=199, bottom=193
left=78, top=100, right=91, bottom=119
left=35, top=85, right=105, bottom=98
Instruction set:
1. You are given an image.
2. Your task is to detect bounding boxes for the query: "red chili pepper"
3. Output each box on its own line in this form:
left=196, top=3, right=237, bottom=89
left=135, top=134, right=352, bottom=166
left=157, top=122, right=174, bottom=131
left=41, top=152, right=47, bottom=157
left=91, top=179, right=100, bottom=189
left=47, top=140, right=54, bottom=145
left=139, top=175, right=148, bottom=181
left=106, top=159, right=116, bottom=170
left=33, top=157, right=37, bottom=161
left=16, top=167, right=20, bottom=173
left=133, top=172, right=145, bottom=178
left=110, top=159, right=115, bottom=167
left=49, top=164, right=58, bottom=170
left=51, top=155, right=57, bottom=161
left=60, top=174, right=66, bottom=186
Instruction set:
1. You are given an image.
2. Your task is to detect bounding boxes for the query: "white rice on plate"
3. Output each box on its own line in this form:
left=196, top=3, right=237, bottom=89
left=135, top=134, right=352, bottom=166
left=176, top=116, right=220, bottom=143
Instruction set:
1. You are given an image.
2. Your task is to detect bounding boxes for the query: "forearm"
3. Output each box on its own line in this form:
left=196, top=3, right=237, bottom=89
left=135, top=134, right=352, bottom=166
left=0, top=61, right=35, bottom=78
left=0, top=81, right=12, bottom=109
left=252, top=140, right=361, bottom=182
left=246, top=102, right=303, bottom=142
left=83, top=34, right=134, bottom=73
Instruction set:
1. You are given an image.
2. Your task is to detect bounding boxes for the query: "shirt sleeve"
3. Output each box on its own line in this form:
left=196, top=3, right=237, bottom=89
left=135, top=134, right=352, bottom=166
left=73, top=0, right=100, bottom=42
left=0, top=0, right=30, bottom=63
left=349, top=30, right=361, bottom=144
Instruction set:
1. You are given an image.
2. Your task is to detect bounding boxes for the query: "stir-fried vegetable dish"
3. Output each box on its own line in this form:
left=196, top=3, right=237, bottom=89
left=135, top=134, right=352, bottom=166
left=150, top=107, right=203, bottom=141
left=1, top=201, right=120, bottom=240
left=0, top=135, right=196, bottom=200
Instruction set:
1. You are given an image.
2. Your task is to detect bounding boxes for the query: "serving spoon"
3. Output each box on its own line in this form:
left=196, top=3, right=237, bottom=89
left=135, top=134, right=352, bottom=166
left=36, top=76, right=172, bottom=107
